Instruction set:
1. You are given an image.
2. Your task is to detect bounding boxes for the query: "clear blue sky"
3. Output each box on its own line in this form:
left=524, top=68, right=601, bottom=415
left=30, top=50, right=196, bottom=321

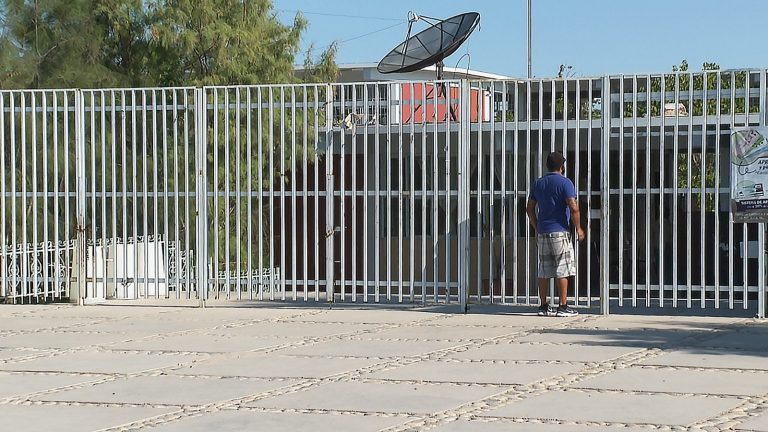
left=274, top=0, right=768, bottom=78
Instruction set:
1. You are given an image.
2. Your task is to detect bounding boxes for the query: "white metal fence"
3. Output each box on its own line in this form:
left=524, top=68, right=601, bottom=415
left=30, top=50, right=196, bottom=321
left=1, top=71, right=766, bottom=316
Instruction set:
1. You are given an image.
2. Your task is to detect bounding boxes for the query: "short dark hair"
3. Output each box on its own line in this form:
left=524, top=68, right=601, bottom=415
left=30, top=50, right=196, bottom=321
left=546, top=152, right=566, bottom=171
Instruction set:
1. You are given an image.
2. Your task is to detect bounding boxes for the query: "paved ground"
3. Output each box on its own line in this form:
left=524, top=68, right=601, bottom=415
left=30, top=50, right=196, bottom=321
left=0, top=301, right=766, bottom=432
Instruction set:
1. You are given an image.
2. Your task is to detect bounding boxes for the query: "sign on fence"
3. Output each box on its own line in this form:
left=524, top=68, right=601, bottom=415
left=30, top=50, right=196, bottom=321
left=731, top=127, right=768, bottom=223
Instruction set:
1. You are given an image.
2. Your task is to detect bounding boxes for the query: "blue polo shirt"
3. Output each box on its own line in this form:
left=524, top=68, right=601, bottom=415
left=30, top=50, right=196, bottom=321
left=528, top=172, right=577, bottom=234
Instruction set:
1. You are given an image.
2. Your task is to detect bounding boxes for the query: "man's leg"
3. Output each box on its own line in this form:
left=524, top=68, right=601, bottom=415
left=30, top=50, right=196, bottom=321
left=538, top=278, right=550, bottom=305
left=555, top=277, right=568, bottom=306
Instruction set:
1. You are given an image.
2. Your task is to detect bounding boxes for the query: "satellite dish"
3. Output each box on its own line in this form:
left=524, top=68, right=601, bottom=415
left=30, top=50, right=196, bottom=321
left=377, top=12, right=480, bottom=79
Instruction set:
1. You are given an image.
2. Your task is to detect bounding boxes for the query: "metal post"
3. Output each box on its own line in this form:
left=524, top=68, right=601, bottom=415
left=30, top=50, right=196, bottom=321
left=325, top=85, right=335, bottom=303
left=527, top=0, right=532, bottom=79
left=600, top=77, right=611, bottom=315
left=458, top=80, right=471, bottom=312
left=195, top=88, right=208, bottom=307
left=74, top=90, right=87, bottom=305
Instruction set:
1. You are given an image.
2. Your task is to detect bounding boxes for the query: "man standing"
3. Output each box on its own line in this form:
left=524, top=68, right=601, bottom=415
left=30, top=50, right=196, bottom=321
left=526, top=152, right=585, bottom=317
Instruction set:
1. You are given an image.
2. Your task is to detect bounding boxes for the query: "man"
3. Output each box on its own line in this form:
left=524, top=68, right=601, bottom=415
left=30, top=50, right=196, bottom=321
left=526, top=152, right=585, bottom=317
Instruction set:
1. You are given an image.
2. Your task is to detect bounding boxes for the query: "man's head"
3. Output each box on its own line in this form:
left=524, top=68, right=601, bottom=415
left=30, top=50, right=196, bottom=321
left=546, top=152, right=566, bottom=173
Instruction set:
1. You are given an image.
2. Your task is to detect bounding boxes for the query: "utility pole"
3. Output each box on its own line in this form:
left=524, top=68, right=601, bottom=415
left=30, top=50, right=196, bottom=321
left=527, top=0, right=532, bottom=78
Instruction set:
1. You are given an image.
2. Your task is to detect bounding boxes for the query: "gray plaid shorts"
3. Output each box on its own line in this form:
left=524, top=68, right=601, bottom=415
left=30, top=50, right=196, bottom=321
left=537, top=232, right=576, bottom=278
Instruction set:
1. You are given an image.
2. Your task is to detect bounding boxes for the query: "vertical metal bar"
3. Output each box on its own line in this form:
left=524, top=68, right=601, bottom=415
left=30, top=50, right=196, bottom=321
left=100, top=91, right=108, bottom=299
left=223, top=89, right=231, bottom=299
left=421, top=82, right=427, bottom=302
left=195, top=88, right=208, bottom=306
left=211, top=88, right=219, bottom=299
left=290, top=86, right=298, bottom=301
left=257, top=87, right=264, bottom=301
left=235, top=87, right=243, bottom=300
left=632, top=76, right=638, bottom=307
left=446, top=80, right=453, bottom=302
left=151, top=90, right=160, bottom=298
left=728, top=72, right=735, bottom=309
left=32, top=92, right=39, bottom=300
left=279, top=86, right=287, bottom=300
left=659, top=74, right=666, bottom=308
left=21, top=92, right=28, bottom=301
left=53, top=92, right=62, bottom=299
left=714, top=72, right=721, bottom=309
left=525, top=80, right=532, bottom=305
left=75, top=90, right=87, bottom=305
left=183, top=90, right=192, bottom=297
left=374, top=84, right=381, bottom=303
left=325, top=84, right=334, bottom=302
left=9, top=93, right=17, bottom=300
left=476, top=81, right=484, bottom=302
left=432, top=82, right=439, bottom=303
left=141, top=90, right=150, bottom=298
left=41, top=92, right=50, bottom=298
left=340, top=85, right=347, bottom=301
left=245, top=88, right=253, bottom=299
left=501, top=81, right=509, bottom=304
left=313, top=85, right=320, bottom=302
left=121, top=91, right=129, bottom=299
left=759, top=70, right=767, bottom=319
left=512, top=81, right=519, bottom=304
left=386, top=84, right=392, bottom=302
left=686, top=73, right=694, bottom=309
left=397, top=83, right=404, bottom=303
left=701, top=74, right=708, bottom=308
left=489, top=81, right=496, bottom=303
left=742, top=72, right=749, bottom=310
left=645, top=75, right=652, bottom=308
left=363, top=84, right=369, bottom=302
left=673, top=74, right=680, bottom=308
left=351, top=84, right=360, bottom=301
left=408, top=82, right=416, bottom=303
left=459, top=79, right=471, bottom=311
left=600, top=77, right=611, bottom=315
left=268, top=87, right=275, bottom=300
left=0, top=93, right=6, bottom=298
left=302, top=86, right=309, bottom=301
left=586, top=79, right=594, bottom=307
left=618, top=76, right=625, bottom=307
left=351, top=84, right=358, bottom=302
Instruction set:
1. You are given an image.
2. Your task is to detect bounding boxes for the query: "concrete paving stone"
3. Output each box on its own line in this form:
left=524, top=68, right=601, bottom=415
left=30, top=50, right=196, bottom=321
left=735, top=410, right=768, bottom=431
left=570, top=315, right=739, bottom=331
left=0, top=347, right=50, bottom=361
left=248, top=380, right=503, bottom=414
left=367, top=359, right=583, bottom=385
left=34, top=374, right=296, bottom=405
left=168, top=353, right=381, bottom=379
left=690, top=327, right=768, bottom=351
left=206, top=321, right=379, bottom=339
left=106, top=333, right=286, bottom=353
left=0, top=404, right=177, bottom=432
left=448, top=342, right=639, bottom=362
left=89, top=316, right=244, bottom=334
left=167, top=306, right=313, bottom=321
left=0, top=371, right=105, bottom=399
left=484, top=389, right=742, bottom=425
left=0, top=316, right=100, bottom=332
left=0, top=331, right=144, bottom=349
left=274, top=338, right=458, bottom=358
left=365, top=324, right=516, bottom=341
left=144, top=409, right=413, bottom=432
left=642, top=348, right=768, bottom=370
left=437, top=313, right=561, bottom=327
left=434, top=419, right=653, bottom=432
left=20, top=305, right=187, bottom=319
left=0, top=350, right=207, bottom=374
left=515, top=327, right=695, bottom=347
left=286, top=309, right=446, bottom=324
left=577, top=366, right=768, bottom=396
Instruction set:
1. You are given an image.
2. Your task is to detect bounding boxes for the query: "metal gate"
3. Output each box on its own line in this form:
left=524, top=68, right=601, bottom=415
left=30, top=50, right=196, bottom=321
left=1, top=72, right=766, bottom=316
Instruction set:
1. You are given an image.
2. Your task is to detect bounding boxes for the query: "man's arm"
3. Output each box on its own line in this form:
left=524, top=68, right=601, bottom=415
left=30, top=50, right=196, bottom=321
left=566, top=197, right=585, bottom=241
left=526, top=199, right=538, bottom=233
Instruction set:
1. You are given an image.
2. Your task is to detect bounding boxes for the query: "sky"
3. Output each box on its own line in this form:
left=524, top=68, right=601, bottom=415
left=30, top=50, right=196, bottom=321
left=274, top=0, right=768, bottom=78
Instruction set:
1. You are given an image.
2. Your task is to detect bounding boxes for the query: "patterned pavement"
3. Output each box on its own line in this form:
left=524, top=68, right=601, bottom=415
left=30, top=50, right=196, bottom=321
left=0, top=302, right=766, bottom=431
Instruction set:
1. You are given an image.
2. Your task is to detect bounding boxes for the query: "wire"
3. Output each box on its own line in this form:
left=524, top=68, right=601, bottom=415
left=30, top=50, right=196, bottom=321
left=276, top=9, right=403, bottom=22
left=306, top=21, right=407, bottom=54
